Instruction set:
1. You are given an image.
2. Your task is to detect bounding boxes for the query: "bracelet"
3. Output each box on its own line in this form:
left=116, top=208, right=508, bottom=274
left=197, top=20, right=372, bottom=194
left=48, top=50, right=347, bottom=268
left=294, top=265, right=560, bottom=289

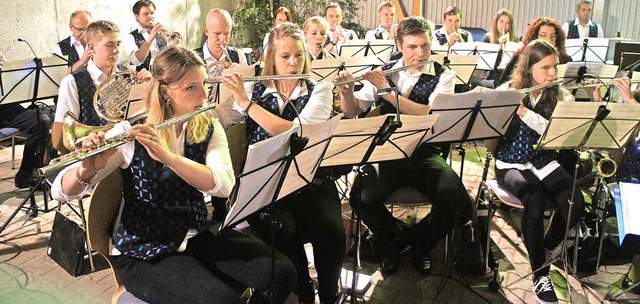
left=330, top=41, right=337, bottom=46
left=75, top=167, right=96, bottom=187
left=243, top=102, right=254, bottom=116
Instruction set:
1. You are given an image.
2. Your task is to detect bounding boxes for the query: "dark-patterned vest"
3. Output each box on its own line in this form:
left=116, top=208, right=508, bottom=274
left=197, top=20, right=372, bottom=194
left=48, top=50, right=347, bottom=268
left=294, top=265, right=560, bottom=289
left=374, top=28, right=384, bottom=40
left=567, top=19, right=599, bottom=39
left=71, top=67, right=108, bottom=127
left=113, top=124, right=214, bottom=260
left=246, top=80, right=315, bottom=144
left=496, top=95, right=556, bottom=168
left=130, top=30, right=153, bottom=72
left=57, top=36, right=80, bottom=68
left=194, top=46, right=240, bottom=64
left=376, top=60, right=444, bottom=115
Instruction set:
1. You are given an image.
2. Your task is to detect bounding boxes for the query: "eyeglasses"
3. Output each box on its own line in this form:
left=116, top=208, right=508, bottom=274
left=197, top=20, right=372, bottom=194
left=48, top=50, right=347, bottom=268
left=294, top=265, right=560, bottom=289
left=70, top=23, right=87, bottom=33
left=537, top=33, right=558, bottom=39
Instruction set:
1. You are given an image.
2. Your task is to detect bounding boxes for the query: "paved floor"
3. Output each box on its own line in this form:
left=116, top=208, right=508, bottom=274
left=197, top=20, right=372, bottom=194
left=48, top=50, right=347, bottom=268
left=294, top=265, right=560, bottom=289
left=1, top=143, right=639, bottom=303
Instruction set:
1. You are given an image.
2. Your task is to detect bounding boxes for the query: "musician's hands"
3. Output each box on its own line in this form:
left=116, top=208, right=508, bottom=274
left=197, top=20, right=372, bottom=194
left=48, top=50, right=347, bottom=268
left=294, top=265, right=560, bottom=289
left=363, top=69, right=390, bottom=91
left=332, top=28, right=343, bottom=45
left=220, top=73, right=251, bottom=109
left=149, top=22, right=165, bottom=42
left=78, top=47, right=94, bottom=66
left=389, top=24, right=398, bottom=39
left=135, top=69, right=153, bottom=83
left=0, top=51, right=5, bottom=70
left=334, top=71, right=354, bottom=95
left=585, top=79, right=603, bottom=102
left=77, top=131, right=117, bottom=178
left=132, top=124, right=176, bottom=165
left=448, top=32, right=460, bottom=47
left=611, top=77, right=636, bottom=104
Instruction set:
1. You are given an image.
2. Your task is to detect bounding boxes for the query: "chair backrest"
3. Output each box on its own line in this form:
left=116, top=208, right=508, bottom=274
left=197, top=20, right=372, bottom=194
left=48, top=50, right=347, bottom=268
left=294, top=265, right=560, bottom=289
left=86, top=169, right=126, bottom=304
left=225, top=123, right=248, bottom=177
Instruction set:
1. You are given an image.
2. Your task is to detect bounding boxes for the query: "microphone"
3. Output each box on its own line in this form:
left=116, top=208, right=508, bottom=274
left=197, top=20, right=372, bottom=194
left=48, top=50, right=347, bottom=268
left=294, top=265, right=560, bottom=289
left=17, top=38, right=39, bottom=60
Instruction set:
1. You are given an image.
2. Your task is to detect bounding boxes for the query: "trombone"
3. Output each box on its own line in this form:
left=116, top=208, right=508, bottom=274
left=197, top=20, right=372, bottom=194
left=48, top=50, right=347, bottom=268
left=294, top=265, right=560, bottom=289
left=562, top=79, right=640, bottom=90
left=37, top=103, right=218, bottom=177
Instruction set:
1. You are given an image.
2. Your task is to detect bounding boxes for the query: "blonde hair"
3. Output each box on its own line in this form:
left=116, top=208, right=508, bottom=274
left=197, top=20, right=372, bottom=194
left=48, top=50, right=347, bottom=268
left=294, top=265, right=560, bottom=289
left=262, top=23, right=311, bottom=85
left=303, top=16, right=329, bottom=34
left=146, top=46, right=210, bottom=144
left=86, top=20, right=119, bottom=45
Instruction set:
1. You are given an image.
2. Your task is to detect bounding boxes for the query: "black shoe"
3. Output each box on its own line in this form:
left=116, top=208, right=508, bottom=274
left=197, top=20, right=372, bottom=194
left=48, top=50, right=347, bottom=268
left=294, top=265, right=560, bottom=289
left=411, top=250, right=432, bottom=276
left=380, top=253, right=400, bottom=276
left=14, top=173, right=30, bottom=189
left=532, top=275, right=558, bottom=304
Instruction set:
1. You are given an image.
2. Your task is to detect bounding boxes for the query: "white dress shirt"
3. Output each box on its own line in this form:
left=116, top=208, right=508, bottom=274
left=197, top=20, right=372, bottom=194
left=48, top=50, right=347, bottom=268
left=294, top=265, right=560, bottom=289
left=201, top=40, right=249, bottom=67
left=123, top=27, right=164, bottom=66
left=495, top=82, right=575, bottom=179
left=326, top=27, right=358, bottom=54
left=52, top=35, right=86, bottom=59
left=353, top=59, right=456, bottom=112
left=213, top=80, right=334, bottom=129
left=561, top=18, right=604, bottom=38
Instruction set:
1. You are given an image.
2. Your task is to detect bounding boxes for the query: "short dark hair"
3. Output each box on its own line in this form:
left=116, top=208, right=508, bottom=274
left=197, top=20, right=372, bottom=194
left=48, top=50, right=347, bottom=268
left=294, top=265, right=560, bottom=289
left=396, top=16, right=432, bottom=44
left=133, top=0, right=156, bottom=15
left=443, top=5, right=461, bottom=19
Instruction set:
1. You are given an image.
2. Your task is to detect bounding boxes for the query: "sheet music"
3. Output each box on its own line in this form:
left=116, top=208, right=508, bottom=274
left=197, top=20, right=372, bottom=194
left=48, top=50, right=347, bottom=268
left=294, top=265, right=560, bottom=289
left=368, top=114, right=440, bottom=162
left=214, top=63, right=258, bottom=103
left=277, top=116, right=340, bottom=200
left=538, top=101, right=640, bottom=149
left=565, top=38, right=609, bottom=63
left=424, top=86, right=524, bottom=143
left=339, top=39, right=395, bottom=65
left=0, top=56, right=67, bottom=104
left=616, top=182, right=640, bottom=245
left=311, top=57, right=343, bottom=82
left=224, top=125, right=298, bottom=228
left=321, top=115, right=389, bottom=167
left=499, top=41, right=522, bottom=69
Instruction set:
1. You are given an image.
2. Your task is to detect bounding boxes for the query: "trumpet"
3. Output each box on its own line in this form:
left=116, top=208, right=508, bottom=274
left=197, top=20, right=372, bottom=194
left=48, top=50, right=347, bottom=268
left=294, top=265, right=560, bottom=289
left=151, top=19, right=181, bottom=46
left=37, top=103, right=218, bottom=177
left=334, top=60, right=432, bottom=86
left=597, top=157, right=617, bottom=178
left=563, top=79, right=640, bottom=90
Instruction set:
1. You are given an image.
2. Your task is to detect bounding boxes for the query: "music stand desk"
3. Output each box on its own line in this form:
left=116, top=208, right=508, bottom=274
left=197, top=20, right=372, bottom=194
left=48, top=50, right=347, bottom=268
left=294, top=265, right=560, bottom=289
left=340, top=39, right=395, bottom=65
left=0, top=56, right=67, bottom=105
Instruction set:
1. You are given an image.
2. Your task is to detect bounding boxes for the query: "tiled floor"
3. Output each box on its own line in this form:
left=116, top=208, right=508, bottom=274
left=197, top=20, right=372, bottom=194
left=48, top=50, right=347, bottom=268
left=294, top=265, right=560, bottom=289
left=1, top=143, right=639, bottom=303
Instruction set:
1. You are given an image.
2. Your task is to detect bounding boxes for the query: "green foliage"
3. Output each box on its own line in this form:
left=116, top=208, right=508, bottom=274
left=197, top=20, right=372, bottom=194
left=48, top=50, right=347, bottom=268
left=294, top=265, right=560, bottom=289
left=233, top=0, right=366, bottom=53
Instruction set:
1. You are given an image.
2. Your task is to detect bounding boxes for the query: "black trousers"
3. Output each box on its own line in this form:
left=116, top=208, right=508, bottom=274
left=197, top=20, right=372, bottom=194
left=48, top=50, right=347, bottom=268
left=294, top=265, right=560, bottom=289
left=350, top=146, right=474, bottom=255
left=0, top=104, right=40, bottom=176
left=249, top=178, right=346, bottom=304
left=495, top=164, right=584, bottom=278
left=115, top=229, right=296, bottom=304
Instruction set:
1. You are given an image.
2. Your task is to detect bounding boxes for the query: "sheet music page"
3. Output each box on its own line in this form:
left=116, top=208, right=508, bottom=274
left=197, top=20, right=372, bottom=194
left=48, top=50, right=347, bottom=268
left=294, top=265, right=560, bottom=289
left=277, top=116, right=340, bottom=200
left=368, top=114, right=440, bottom=162
left=321, top=115, right=389, bottom=167
left=425, top=86, right=523, bottom=143
left=565, top=38, right=609, bottom=62
left=225, top=125, right=298, bottom=227
left=499, top=42, right=522, bottom=69
left=620, top=182, right=640, bottom=240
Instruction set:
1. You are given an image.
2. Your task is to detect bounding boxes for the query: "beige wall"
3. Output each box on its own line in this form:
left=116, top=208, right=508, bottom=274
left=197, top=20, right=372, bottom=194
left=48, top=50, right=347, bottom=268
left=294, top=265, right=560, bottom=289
left=0, top=0, right=234, bottom=62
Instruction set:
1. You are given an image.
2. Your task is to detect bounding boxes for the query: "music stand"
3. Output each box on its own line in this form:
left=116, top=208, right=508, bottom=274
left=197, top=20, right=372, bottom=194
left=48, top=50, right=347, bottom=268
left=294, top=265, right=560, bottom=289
left=566, top=38, right=610, bottom=63
left=0, top=56, right=67, bottom=236
left=498, top=42, right=522, bottom=69
left=339, top=39, right=395, bottom=65
left=431, top=54, right=479, bottom=86
left=221, top=117, right=339, bottom=303
left=448, top=42, right=499, bottom=71
left=609, top=183, right=640, bottom=300
left=311, top=56, right=377, bottom=85
left=320, top=113, right=439, bottom=303
left=123, top=81, right=150, bottom=122
left=535, top=101, right=640, bottom=301
left=559, top=62, right=618, bottom=100
left=422, top=87, right=524, bottom=177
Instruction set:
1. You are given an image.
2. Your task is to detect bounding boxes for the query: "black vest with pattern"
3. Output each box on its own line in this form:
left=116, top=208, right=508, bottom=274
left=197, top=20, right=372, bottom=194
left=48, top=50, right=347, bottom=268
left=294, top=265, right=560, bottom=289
left=374, top=28, right=384, bottom=39
left=375, top=60, right=444, bottom=115
left=113, top=124, right=214, bottom=260
left=435, top=29, right=469, bottom=46
left=496, top=95, right=556, bottom=168
left=130, top=30, right=153, bottom=72
left=246, top=80, right=315, bottom=145
left=194, top=46, right=240, bottom=64
left=57, top=36, right=80, bottom=68
left=567, top=19, right=599, bottom=39
left=71, top=67, right=108, bottom=127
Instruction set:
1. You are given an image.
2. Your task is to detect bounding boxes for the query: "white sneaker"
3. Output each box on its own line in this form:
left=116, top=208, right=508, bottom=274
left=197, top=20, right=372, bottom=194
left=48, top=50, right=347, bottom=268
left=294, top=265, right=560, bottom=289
left=533, top=275, right=558, bottom=304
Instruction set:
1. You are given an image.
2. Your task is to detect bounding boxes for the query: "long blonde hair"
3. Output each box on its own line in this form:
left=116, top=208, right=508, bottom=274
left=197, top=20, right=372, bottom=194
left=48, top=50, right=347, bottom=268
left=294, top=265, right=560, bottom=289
left=145, top=46, right=210, bottom=144
left=262, top=22, right=311, bottom=87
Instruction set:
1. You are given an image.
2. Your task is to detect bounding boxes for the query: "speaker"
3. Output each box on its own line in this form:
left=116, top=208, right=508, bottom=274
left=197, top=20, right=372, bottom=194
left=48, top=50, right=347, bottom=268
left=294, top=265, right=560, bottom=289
left=47, top=211, right=86, bottom=276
